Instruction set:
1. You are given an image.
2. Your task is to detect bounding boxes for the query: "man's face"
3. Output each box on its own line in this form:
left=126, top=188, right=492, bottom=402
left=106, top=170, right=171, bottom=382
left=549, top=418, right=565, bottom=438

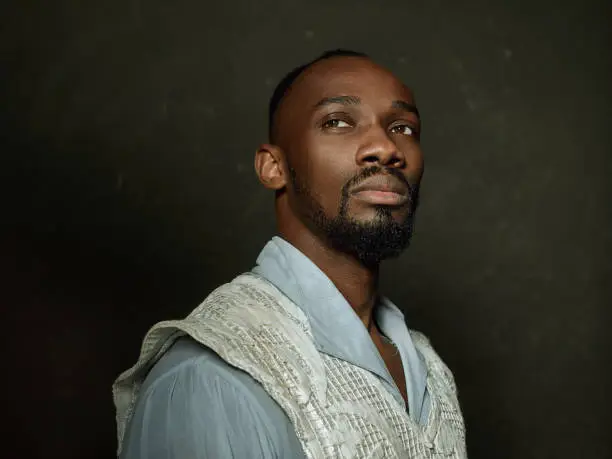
left=274, top=57, right=425, bottom=265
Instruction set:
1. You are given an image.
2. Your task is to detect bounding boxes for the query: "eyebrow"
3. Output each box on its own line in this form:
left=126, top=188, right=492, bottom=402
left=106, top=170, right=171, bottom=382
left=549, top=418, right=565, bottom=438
left=314, top=95, right=361, bottom=108
left=314, top=95, right=420, bottom=119
left=392, top=100, right=420, bottom=119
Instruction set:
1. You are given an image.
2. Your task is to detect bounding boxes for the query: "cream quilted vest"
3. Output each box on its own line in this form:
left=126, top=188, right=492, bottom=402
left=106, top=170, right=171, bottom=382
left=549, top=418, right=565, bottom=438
left=113, top=273, right=467, bottom=458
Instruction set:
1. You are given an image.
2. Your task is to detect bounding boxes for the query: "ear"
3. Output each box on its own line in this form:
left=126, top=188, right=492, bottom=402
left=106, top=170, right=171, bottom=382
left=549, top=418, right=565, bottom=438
left=254, top=143, right=287, bottom=191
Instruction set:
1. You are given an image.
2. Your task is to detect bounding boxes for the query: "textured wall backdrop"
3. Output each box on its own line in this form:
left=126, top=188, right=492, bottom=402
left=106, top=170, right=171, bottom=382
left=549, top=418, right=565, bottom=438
left=2, top=1, right=611, bottom=458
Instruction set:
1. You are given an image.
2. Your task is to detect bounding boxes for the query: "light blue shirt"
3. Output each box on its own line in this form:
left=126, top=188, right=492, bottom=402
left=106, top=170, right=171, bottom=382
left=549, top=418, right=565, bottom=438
left=120, top=236, right=430, bottom=459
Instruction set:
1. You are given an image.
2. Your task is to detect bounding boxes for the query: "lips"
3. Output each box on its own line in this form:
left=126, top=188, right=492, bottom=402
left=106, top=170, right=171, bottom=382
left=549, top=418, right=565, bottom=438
left=349, top=175, right=410, bottom=206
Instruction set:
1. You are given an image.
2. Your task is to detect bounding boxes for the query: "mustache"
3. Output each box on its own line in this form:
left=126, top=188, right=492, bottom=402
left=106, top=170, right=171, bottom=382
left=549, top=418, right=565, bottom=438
left=342, top=166, right=419, bottom=203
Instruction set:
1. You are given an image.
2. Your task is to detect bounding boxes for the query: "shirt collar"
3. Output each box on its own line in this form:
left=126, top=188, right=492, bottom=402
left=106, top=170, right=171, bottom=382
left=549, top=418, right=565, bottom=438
left=253, top=236, right=392, bottom=381
left=250, top=236, right=423, bottom=394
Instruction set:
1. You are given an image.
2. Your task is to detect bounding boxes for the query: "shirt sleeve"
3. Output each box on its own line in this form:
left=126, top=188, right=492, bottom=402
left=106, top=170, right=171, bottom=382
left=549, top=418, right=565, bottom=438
left=119, top=356, right=291, bottom=459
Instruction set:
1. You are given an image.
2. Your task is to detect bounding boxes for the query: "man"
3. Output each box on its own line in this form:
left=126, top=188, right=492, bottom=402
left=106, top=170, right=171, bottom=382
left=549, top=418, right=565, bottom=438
left=113, top=49, right=467, bottom=458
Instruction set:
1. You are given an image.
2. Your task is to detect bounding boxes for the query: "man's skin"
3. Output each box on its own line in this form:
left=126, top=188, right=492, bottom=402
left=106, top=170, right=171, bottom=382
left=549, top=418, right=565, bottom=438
left=254, top=55, right=424, bottom=407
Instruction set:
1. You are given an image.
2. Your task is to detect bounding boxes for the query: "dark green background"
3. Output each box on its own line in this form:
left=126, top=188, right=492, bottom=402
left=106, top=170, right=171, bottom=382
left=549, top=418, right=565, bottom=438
left=2, top=1, right=610, bottom=458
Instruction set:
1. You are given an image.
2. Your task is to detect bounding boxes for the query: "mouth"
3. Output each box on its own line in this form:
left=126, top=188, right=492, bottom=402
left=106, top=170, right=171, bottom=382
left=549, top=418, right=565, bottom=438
left=351, top=189, right=409, bottom=206
left=349, top=176, right=410, bottom=207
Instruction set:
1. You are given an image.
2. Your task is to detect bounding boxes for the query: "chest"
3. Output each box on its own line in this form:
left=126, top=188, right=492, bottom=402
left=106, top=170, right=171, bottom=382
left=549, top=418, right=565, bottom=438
left=379, top=343, right=408, bottom=407
left=181, top=278, right=467, bottom=457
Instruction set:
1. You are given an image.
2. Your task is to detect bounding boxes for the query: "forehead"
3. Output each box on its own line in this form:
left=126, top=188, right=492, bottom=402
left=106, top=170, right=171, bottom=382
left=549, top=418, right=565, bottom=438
left=284, top=57, right=415, bottom=110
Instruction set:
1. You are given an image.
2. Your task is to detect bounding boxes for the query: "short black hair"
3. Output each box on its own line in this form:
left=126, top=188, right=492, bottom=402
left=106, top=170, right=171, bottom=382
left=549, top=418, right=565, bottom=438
left=268, top=49, right=369, bottom=142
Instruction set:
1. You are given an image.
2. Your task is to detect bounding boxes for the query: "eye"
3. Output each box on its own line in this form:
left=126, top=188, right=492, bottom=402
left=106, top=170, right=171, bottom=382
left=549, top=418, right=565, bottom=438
left=322, top=118, right=352, bottom=129
left=389, top=123, right=416, bottom=136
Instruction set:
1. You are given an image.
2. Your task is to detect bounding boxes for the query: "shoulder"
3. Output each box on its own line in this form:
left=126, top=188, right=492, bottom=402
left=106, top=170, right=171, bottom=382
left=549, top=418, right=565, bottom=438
left=140, top=336, right=289, bottom=417
left=139, top=336, right=235, bottom=392
left=127, top=336, right=304, bottom=458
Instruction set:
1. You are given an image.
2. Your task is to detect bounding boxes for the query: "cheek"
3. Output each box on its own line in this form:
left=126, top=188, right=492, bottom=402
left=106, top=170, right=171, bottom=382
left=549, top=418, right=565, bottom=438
left=401, top=142, right=425, bottom=182
left=302, top=139, right=356, bottom=204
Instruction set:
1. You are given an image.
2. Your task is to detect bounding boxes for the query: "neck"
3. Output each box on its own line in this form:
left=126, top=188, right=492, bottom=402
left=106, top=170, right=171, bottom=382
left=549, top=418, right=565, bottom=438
left=278, top=226, right=381, bottom=333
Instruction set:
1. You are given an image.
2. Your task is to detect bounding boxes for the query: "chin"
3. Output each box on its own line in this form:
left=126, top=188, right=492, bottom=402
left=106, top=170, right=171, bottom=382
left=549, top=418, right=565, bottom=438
left=352, top=206, right=412, bottom=224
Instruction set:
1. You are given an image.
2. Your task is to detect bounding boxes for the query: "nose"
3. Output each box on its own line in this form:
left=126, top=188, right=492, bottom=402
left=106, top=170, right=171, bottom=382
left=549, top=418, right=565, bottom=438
left=355, top=125, right=406, bottom=168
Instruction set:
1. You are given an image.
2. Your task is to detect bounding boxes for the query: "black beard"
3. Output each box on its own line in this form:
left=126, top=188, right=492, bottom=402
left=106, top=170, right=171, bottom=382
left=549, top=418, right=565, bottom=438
left=289, top=165, right=419, bottom=267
